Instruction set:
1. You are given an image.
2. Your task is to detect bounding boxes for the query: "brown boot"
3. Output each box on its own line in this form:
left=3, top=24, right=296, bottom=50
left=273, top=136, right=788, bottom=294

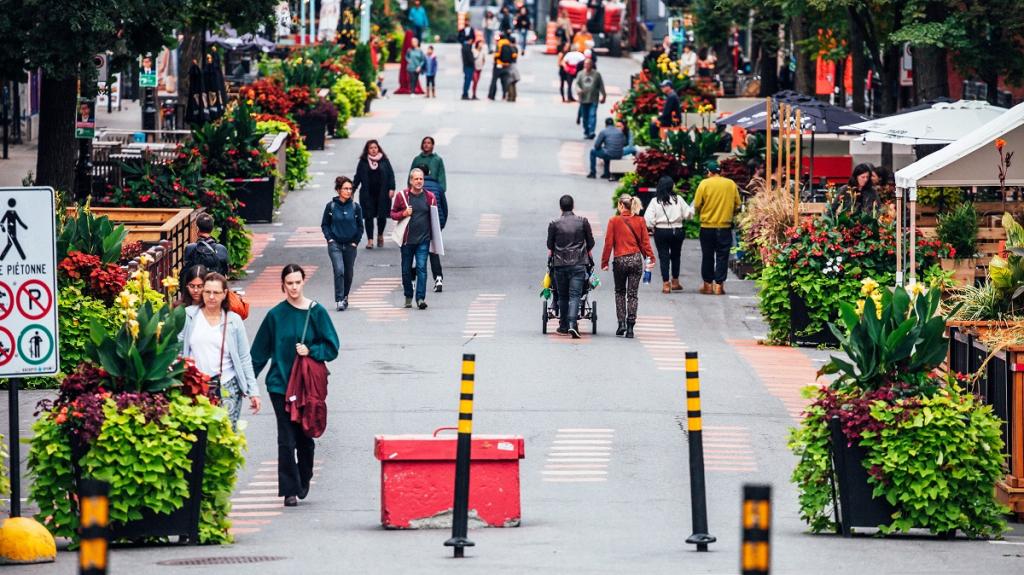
left=662, top=281, right=671, bottom=294
left=713, top=283, right=725, bottom=295
left=699, top=282, right=712, bottom=294
left=670, top=278, right=683, bottom=291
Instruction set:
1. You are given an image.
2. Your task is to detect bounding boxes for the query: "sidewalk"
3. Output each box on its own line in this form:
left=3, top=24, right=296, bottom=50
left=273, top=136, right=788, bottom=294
left=0, top=99, right=144, bottom=187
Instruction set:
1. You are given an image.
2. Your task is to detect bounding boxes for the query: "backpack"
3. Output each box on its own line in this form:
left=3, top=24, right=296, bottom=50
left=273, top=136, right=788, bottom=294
left=186, top=237, right=226, bottom=275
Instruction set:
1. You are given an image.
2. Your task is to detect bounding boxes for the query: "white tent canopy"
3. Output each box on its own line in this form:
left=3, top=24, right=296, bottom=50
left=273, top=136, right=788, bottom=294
left=895, top=100, right=1024, bottom=189
left=842, top=100, right=1006, bottom=148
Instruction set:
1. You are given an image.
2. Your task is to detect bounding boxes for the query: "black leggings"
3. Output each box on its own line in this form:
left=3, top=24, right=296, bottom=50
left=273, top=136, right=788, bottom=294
left=270, top=393, right=314, bottom=497
left=559, top=70, right=572, bottom=100
left=653, top=228, right=684, bottom=282
left=364, top=215, right=387, bottom=240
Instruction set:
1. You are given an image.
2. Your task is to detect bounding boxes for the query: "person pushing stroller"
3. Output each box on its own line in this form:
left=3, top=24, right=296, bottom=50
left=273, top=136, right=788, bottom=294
left=547, top=194, right=595, bottom=338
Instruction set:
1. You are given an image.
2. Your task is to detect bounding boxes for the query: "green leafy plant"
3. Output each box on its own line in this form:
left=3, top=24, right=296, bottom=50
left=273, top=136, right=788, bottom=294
left=58, top=206, right=127, bottom=264
left=256, top=117, right=311, bottom=190
left=661, top=126, right=724, bottom=174
left=946, top=282, right=1003, bottom=321
left=328, top=86, right=352, bottom=138
left=332, top=75, right=367, bottom=118
left=86, top=302, right=186, bottom=393
left=353, top=43, right=376, bottom=93
left=936, top=202, right=978, bottom=259
left=0, top=434, right=8, bottom=497
left=917, top=186, right=964, bottom=209
left=56, top=282, right=122, bottom=376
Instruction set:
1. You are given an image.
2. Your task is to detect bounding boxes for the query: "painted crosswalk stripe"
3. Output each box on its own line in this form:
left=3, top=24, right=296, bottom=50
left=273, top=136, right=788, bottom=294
left=475, top=213, right=502, bottom=238
left=700, top=425, right=759, bottom=472
left=635, top=315, right=688, bottom=371
left=348, top=277, right=409, bottom=322
left=241, top=265, right=319, bottom=307
left=544, top=428, right=614, bottom=483
left=285, top=226, right=325, bottom=248
left=558, top=141, right=587, bottom=175
left=350, top=122, right=392, bottom=139
left=463, top=293, right=505, bottom=338
left=728, top=339, right=817, bottom=421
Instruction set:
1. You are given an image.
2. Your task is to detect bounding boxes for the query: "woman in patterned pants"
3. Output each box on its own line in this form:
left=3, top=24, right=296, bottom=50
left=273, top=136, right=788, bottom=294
left=601, top=195, right=655, bottom=339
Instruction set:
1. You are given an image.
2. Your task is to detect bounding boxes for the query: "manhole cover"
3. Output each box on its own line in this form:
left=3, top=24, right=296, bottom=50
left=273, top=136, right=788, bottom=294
left=157, top=556, right=286, bottom=566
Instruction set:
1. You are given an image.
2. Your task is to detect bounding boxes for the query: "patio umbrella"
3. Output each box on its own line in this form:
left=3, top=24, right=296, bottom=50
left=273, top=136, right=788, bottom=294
left=839, top=100, right=1007, bottom=146
left=202, top=51, right=228, bottom=122
left=184, top=61, right=207, bottom=126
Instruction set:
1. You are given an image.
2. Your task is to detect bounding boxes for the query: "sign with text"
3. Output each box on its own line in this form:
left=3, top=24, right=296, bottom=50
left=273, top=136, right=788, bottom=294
left=0, top=187, right=59, bottom=377
left=75, top=97, right=96, bottom=139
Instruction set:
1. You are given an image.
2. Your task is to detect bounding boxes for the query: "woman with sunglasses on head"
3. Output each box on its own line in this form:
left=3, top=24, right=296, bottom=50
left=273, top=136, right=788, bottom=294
left=251, top=264, right=339, bottom=507
left=179, top=272, right=260, bottom=429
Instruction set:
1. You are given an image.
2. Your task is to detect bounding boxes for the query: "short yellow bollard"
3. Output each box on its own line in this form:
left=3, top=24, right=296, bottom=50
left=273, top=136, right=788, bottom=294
left=0, top=516, right=56, bottom=565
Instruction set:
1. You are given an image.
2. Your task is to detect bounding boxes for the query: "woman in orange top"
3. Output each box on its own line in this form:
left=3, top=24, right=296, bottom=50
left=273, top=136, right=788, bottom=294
left=602, top=195, right=655, bottom=338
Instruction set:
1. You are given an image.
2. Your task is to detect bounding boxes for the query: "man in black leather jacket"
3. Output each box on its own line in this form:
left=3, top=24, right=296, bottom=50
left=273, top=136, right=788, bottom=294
left=547, top=194, right=595, bottom=338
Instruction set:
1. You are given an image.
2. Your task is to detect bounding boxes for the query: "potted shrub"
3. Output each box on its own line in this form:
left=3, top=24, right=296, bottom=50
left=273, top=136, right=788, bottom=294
left=790, top=280, right=1008, bottom=537
left=288, top=87, right=336, bottom=151
left=936, top=202, right=978, bottom=287
left=28, top=289, right=245, bottom=545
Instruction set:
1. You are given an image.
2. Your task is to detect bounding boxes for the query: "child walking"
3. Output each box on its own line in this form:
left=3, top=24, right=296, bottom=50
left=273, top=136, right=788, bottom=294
left=425, top=46, right=438, bottom=98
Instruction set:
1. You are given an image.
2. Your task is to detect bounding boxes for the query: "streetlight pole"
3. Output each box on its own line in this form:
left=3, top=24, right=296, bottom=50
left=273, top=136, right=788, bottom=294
left=360, top=0, right=372, bottom=44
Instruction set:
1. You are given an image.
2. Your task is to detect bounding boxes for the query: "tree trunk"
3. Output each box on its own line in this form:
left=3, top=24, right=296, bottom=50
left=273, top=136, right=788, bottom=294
left=849, top=9, right=868, bottom=113
left=879, top=43, right=901, bottom=114
left=35, top=74, right=78, bottom=194
left=912, top=45, right=948, bottom=104
left=759, top=43, right=779, bottom=97
left=792, top=15, right=815, bottom=96
left=177, top=29, right=203, bottom=126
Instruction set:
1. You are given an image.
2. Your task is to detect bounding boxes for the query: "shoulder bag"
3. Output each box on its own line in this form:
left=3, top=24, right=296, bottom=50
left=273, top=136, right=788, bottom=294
left=390, top=190, right=411, bottom=246
left=208, top=312, right=228, bottom=402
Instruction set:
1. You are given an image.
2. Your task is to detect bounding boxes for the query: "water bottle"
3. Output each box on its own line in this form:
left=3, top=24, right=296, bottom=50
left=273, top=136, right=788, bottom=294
left=642, top=258, right=652, bottom=284
left=589, top=273, right=601, bottom=290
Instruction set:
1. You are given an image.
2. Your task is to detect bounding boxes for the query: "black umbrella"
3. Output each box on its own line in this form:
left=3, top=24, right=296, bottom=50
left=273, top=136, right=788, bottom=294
left=203, top=51, right=227, bottom=122
left=184, top=61, right=207, bottom=126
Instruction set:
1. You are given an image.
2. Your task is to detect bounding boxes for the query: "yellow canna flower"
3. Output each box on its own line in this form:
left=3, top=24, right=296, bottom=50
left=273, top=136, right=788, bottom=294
left=155, top=321, right=164, bottom=341
left=910, top=282, right=928, bottom=298
left=116, top=290, right=139, bottom=310
left=162, top=274, right=179, bottom=295
left=855, top=300, right=865, bottom=317
left=127, top=319, right=140, bottom=340
left=860, top=277, right=879, bottom=297
left=138, top=253, right=153, bottom=267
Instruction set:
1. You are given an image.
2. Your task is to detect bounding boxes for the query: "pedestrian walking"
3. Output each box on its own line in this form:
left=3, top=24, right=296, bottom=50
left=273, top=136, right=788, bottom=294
left=505, top=36, right=521, bottom=102
left=574, top=57, right=605, bottom=139
left=405, top=38, right=426, bottom=97
left=416, top=163, right=448, bottom=292
left=587, top=117, right=626, bottom=179
left=251, top=264, right=340, bottom=507
left=390, top=169, right=440, bottom=309
left=409, top=136, right=447, bottom=193
left=601, top=195, right=655, bottom=338
left=547, top=194, right=595, bottom=338
left=353, top=140, right=397, bottom=249
left=472, top=39, right=486, bottom=99
left=461, top=40, right=475, bottom=100
left=644, top=176, right=692, bottom=293
left=693, top=161, right=741, bottom=294
left=488, top=34, right=516, bottom=100
left=483, top=11, right=498, bottom=53
left=180, top=272, right=260, bottom=429
left=424, top=45, right=438, bottom=98
left=515, top=6, right=531, bottom=54
left=408, top=0, right=429, bottom=41
left=321, top=176, right=364, bottom=311
left=176, top=264, right=210, bottom=308
left=182, top=213, right=229, bottom=276
left=499, top=6, right=513, bottom=37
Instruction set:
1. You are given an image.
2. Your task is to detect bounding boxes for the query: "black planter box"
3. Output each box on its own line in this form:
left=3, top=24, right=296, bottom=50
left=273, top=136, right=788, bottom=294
left=297, top=115, right=327, bottom=151
left=73, top=429, right=208, bottom=544
left=828, top=417, right=897, bottom=536
left=227, top=177, right=276, bottom=223
left=788, top=288, right=840, bottom=348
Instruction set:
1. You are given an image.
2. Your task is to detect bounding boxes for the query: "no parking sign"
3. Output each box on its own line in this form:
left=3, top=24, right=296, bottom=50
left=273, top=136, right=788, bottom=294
left=0, top=187, right=59, bottom=377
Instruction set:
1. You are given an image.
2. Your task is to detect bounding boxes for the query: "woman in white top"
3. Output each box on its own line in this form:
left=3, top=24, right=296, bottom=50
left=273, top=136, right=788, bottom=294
left=472, top=38, right=486, bottom=100
left=645, top=176, right=693, bottom=293
left=180, top=272, right=261, bottom=428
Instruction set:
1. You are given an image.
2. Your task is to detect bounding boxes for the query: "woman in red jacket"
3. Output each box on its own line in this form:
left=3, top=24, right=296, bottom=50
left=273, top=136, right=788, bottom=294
left=601, top=195, right=655, bottom=338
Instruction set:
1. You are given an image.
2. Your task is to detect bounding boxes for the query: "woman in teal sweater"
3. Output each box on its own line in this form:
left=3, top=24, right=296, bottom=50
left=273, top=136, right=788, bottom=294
left=252, top=263, right=340, bottom=507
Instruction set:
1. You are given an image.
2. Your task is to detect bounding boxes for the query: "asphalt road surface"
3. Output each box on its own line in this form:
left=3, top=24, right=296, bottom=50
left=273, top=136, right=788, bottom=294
left=4, top=43, right=1023, bottom=574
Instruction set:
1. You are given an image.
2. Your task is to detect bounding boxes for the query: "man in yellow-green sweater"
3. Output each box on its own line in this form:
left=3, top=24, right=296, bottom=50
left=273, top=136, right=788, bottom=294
left=692, top=161, right=741, bottom=295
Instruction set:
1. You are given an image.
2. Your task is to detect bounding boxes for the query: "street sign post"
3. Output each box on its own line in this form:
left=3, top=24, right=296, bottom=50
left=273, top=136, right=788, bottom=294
left=0, top=186, right=59, bottom=524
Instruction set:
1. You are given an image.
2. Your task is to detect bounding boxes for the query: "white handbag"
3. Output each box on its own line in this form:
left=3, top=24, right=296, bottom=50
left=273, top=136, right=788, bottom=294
left=390, top=190, right=410, bottom=245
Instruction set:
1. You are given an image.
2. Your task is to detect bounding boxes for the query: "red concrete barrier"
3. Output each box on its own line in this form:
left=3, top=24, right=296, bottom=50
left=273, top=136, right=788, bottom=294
left=374, top=432, right=526, bottom=529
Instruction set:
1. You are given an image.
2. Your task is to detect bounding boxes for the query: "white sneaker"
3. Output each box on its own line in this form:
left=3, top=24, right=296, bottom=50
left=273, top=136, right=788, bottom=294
left=434, top=276, right=443, bottom=292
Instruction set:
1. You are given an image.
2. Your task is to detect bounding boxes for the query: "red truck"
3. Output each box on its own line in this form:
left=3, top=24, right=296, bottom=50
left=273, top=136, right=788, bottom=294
left=558, top=0, right=625, bottom=57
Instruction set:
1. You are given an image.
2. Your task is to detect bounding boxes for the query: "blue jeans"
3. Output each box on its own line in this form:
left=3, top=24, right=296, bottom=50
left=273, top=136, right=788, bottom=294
left=589, top=148, right=620, bottom=176
left=622, top=145, right=637, bottom=157
left=517, top=29, right=528, bottom=53
left=554, top=265, right=587, bottom=329
left=580, top=103, right=597, bottom=136
left=484, top=29, right=494, bottom=52
left=401, top=241, right=430, bottom=300
left=327, top=241, right=357, bottom=301
left=462, top=66, right=474, bottom=97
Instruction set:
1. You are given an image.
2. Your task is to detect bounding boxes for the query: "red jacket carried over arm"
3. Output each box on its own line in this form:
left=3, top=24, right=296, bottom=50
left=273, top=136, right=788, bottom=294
left=285, top=355, right=330, bottom=439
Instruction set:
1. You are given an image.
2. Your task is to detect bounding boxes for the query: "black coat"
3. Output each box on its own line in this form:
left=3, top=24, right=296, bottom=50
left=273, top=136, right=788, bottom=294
left=353, top=156, right=397, bottom=219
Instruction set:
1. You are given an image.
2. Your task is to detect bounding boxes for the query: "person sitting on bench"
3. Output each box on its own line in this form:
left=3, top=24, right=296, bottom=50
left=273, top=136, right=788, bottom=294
left=588, top=118, right=627, bottom=180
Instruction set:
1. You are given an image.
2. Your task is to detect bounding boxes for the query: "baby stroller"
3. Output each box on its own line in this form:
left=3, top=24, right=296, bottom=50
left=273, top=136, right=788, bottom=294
left=541, top=257, right=598, bottom=335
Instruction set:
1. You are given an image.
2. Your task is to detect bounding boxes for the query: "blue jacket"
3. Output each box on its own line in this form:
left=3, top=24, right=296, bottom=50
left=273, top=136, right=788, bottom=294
left=425, top=55, right=438, bottom=77
left=179, top=307, right=259, bottom=397
left=409, top=6, right=429, bottom=28
left=422, top=176, right=448, bottom=229
left=321, top=197, right=364, bottom=244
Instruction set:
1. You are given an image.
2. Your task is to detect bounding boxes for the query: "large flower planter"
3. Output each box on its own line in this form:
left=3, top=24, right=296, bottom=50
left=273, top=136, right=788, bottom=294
left=71, top=429, right=208, bottom=543
left=227, top=177, right=276, bottom=223
left=297, top=116, right=327, bottom=151
left=788, top=288, right=840, bottom=348
left=828, top=417, right=898, bottom=537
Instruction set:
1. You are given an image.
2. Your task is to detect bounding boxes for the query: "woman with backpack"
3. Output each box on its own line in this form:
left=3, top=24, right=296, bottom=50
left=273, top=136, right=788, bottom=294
left=353, top=140, right=397, bottom=249
left=179, top=272, right=260, bottom=429
left=601, top=195, right=655, bottom=338
left=321, top=176, right=364, bottom=311
left=251, top=264, right=339, bottom=507
left=645, top=176, right=693, bottom=294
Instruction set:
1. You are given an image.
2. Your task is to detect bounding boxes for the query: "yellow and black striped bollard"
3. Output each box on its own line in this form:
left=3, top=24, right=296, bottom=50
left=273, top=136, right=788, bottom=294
left=78, top=479, right=110, bottom=575
left=741, top=484, right=772, bottom=574
left=684, top=351, right=716, bottom=552
left=444, top=353, right=477, bottom=558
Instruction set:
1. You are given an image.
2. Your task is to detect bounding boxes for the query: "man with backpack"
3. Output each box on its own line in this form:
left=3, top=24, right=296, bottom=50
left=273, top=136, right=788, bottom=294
left=183, top=213, right=229, bottom=276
